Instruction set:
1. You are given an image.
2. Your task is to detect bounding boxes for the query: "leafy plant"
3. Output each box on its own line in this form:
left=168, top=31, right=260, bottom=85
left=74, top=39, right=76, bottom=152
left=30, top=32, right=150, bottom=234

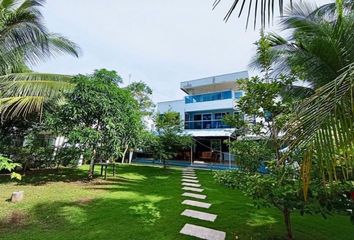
left=229, top=140, right=273, bottom=172
left=0, top=155, right=21, bottom=180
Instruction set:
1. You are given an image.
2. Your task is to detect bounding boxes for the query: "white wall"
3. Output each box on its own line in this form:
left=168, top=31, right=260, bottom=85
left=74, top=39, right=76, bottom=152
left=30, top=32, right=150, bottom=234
left=184, top=99, right=234, bottom=112
left=157, top=100, right=185, bottom=121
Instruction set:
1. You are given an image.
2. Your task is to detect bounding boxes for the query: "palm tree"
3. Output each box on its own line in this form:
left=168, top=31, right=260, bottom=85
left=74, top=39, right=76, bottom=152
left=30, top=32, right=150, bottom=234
left=0, top=0, right=80, bottom=119
left=263, top=1, right=353, bottom=191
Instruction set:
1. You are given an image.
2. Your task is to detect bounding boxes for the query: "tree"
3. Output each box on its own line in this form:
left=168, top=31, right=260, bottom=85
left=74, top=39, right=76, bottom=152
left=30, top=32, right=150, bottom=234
left=0, top=0, right=80, bottom=119
left=126, top=81, right=155, bottom=116
left=50, top=69, right=142, bottom=179
left=153, top=111, right=192, bottom=168
left=226, top=32, right=295, bottom=164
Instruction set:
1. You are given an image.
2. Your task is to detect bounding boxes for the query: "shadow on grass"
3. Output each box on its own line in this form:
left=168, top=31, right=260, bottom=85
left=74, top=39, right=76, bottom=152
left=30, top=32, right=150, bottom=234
left=0, top=165, right=185, bottom=240
left=0, top=163, right=173, bottom=186
left=0, top=168, right=88, bottom=186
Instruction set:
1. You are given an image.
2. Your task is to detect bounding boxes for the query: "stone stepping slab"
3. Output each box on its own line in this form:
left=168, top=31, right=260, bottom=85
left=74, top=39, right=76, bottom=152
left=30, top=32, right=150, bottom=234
left=182, top=173, right=196, bottom=177
left=182, top=200, right=211, bottom=209
left=182, top=182, right=201, bottom=187
left=182, top=174, right=196, bottom=178
left=183, top=176, right=198, bottom=180
left=182, top=172, right=195, bottom=175
left=181, top=209, right=217, bottom=222
left=180, top=224, right=226, bottom=240
left=182, top=186, right=204, bottom=192
left=182, top=192, right=207, bottom=199
left=182, top=179, right=199, bottom=183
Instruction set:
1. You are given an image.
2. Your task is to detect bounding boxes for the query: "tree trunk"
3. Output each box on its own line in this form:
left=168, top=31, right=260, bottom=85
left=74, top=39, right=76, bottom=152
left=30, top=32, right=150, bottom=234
left=121, top=146, right=128, bottom=164
left=283, top=207, right=293, bottom=240
left=163, top=159, right=166, bottom=169
left=88, top=148, right=96, bottom=180
left=128, top=150, right=133, bottom=164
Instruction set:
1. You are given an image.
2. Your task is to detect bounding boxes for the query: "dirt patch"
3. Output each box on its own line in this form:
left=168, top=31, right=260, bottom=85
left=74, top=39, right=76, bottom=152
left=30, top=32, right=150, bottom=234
left=76, top=197, right=93, bottom=205
left=0, top=211, right=29, bottom=229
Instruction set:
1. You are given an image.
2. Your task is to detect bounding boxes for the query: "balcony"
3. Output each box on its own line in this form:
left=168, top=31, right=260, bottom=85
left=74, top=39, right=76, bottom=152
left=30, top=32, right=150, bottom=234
left=185, top=91, right=232, bottom=104
left=184, top=120, right=231, bottom=130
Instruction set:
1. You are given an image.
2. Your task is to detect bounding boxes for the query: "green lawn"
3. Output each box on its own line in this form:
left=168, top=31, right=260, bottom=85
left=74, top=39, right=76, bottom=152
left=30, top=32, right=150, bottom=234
left=0, top=165, right=352, bottom=240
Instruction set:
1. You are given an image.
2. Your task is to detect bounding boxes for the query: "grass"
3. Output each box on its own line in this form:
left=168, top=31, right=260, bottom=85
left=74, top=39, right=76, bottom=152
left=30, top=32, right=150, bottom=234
left=0, top=165, right=352, bottom=240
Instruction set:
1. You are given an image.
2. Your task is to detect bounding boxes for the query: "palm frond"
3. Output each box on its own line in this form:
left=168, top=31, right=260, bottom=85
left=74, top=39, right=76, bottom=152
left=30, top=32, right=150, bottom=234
left=0, top=96, right=44, bottom=119
left=0, top=72, right=74, bottom=119
left=283, top=63, right=354, bottom=182
left=213, top=0, right=293, bottom=28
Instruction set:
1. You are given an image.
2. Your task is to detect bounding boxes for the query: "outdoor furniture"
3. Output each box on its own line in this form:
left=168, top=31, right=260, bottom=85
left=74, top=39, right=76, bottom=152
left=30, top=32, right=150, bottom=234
left=199, top=151, right=212, bottom=161
left=92, top=162, right=118, bottom=179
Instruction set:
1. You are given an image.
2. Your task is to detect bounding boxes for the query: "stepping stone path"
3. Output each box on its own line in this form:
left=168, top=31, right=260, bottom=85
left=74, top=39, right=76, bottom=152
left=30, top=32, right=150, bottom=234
left=180, top=167, right=226, bottom=240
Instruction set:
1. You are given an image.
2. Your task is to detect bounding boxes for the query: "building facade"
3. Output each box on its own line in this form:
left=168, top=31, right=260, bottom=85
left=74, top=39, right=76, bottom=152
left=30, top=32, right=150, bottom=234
left=157, top=71, right=250, bottom=164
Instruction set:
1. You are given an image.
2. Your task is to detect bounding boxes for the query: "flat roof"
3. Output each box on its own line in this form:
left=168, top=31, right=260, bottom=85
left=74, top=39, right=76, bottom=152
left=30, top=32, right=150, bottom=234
left=180, top=71, right=248, bottom=93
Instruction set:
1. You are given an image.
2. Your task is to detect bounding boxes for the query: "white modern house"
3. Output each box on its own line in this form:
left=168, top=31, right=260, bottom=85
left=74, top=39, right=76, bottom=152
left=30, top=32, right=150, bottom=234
left=157, top=71, right=251, bottom=164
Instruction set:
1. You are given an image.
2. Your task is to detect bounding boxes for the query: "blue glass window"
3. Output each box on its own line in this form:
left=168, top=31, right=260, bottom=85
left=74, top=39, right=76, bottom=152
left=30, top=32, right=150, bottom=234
left=234, top=91, right=243, bottom=100
left=185, top=91, right=232, bottom=104
left=184, top=111, right=234, bottom=130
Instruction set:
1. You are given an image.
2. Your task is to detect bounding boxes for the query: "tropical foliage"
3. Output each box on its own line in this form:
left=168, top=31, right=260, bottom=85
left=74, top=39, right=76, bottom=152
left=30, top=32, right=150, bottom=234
left=48, top=69, right=143, bottom=178
left=0, top=0, right=80, bottom=119
left=263, top=0, right=354, bottom=186
left=217, top=5, right=354, bottom=238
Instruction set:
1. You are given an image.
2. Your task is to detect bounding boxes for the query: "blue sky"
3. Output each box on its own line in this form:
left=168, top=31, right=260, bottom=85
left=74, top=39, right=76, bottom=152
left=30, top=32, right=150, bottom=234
left=34, top=0, right=330, bottom=103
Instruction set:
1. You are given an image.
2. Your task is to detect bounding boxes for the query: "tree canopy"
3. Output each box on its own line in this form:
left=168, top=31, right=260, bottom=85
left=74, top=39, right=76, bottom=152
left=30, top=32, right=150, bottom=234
left=50, top=69, right=143, bottom=178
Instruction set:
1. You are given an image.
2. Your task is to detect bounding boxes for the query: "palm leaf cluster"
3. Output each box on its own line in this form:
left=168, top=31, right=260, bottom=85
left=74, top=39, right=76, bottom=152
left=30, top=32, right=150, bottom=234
left=0, top=0, right=80, bottom=119
left=213, top=0, right=292, bottom=28
left=266, top=1, right=353, bottom=185
left=0, top=73, right=74, bottom=119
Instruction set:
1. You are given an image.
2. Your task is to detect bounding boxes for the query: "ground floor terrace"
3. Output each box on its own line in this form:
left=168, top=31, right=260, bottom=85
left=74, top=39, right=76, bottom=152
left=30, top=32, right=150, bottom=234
left=137, top=135, right=238, bottom=168
left=0, top=165, right=352, bottom=240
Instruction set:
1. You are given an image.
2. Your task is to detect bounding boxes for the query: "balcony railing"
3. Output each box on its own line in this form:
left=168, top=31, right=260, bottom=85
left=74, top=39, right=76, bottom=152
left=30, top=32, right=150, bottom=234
left=184, top=120, right=231, bottom=130
left=185, top=91, right=232, bottom=104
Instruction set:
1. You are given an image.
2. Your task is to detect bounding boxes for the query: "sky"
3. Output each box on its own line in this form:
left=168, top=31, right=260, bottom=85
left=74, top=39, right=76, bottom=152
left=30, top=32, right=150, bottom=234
left=34, top=0, right=331, bottom=103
